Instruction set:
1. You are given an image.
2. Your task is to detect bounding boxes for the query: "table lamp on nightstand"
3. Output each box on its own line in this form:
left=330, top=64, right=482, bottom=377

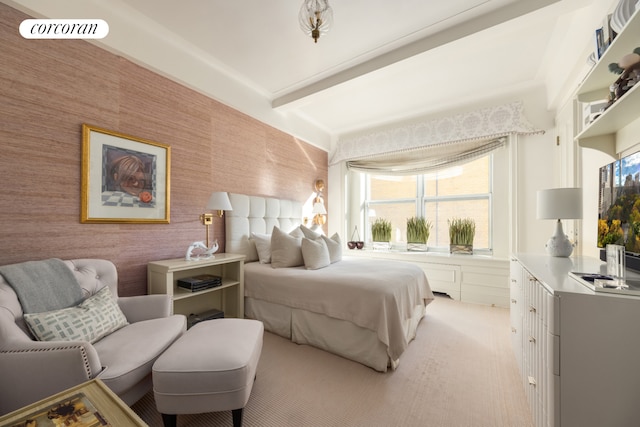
left=536, top=188, right=583, bottom=257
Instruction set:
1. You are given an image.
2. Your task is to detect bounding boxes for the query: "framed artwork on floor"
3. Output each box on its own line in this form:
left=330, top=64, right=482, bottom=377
left=0, top=379, right=147, bottom=426
left=81, top=124, right=170, bottom=223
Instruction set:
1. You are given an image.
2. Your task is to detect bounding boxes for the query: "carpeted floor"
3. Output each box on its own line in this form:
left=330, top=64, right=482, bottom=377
left=131, top=295, right=534, bottom=427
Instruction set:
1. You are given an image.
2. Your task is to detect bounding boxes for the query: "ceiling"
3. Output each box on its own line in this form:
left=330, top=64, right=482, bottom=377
left=5, top=0, right=607, bottom=151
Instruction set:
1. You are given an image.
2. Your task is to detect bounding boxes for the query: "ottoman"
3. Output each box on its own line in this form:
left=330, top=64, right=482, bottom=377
left=152, top=318, right=264, bottom=427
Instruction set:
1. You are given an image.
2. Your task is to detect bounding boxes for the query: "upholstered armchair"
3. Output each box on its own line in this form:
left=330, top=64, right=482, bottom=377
left=0, top=258, right=186, bottom=416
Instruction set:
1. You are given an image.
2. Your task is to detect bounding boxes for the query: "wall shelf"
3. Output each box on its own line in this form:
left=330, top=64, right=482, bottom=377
left=576, top=8, right=640, bottom=155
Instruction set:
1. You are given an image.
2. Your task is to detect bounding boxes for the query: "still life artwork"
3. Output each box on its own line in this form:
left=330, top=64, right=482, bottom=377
left=81, top=124, right=171, bottom=223
left=8, top=393, right=110, bottom=427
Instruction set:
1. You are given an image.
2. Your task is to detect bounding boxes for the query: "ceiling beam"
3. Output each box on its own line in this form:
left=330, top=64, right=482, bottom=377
left=272, top=0, right=561, bottom=109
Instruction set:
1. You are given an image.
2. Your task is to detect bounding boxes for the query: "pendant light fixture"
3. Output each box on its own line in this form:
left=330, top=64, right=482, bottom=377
left=299, top=0, right=333, bottom=43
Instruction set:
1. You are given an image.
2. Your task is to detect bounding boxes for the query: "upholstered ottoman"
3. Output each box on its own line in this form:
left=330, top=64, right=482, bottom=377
left=152, top=318, right=264, bottom=427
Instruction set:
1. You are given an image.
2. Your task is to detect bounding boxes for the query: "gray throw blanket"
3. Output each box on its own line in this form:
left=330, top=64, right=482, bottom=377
left=0, top=258, right=84, bottom=313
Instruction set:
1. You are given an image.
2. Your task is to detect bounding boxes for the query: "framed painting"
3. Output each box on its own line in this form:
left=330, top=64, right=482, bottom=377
left=81, top=124, right=170, bottom=223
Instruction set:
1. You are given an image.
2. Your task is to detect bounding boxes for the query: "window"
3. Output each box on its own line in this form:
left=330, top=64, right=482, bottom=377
left=364, top=155, right=492, bottom=251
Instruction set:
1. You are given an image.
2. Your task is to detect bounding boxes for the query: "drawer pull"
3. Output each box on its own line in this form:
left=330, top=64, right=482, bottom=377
left=529, top=305, right=536, bottom=313
left=528, top=336, right=536, bottom=344
left=528, top=376, right=537, bottom=386
left=511, top=327, right=517, bottom=333
left=511, top=299, right=517, bottom=304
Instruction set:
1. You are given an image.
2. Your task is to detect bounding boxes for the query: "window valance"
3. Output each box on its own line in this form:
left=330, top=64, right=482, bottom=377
left=346, top=137, right=506, bottom=175
left=329, top=101, right=543, bottom=168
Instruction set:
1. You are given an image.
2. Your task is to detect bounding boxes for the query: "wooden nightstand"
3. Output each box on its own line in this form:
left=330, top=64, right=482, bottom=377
left=147, top=253, right=245, bottom=319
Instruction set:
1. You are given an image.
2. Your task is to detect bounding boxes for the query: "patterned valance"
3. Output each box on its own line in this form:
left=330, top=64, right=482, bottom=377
left=329, top=101, right=543, bottom=166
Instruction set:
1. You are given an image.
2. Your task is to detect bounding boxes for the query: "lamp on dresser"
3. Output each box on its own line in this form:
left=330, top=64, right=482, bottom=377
left=536, top=187, right=583, bottom=257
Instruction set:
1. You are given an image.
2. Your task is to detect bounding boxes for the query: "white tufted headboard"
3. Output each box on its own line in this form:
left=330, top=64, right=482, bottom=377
left=225, top=193, right=302, bottom=262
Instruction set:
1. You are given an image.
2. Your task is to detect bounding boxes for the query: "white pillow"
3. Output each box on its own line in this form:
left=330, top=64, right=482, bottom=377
left=300, top=224, right=321, bottom=239
left=322, top=233, right=343, bottom=263
left=251, top=232, right=272, bottom=263
left=24, top=286, right=129, bottom=344
left=289, top=226, right=304, bottom=239
left=251, top=227, right=304, bottom=264
left=301, top=237, right=331, bottom=270
left=271, top=226, right=304, bottom=268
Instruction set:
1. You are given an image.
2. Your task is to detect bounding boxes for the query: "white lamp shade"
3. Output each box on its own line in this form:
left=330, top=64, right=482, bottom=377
left=312, top=202, right=327, bottom=215
left=206, top=191, right=232, bottom=211
left=536, top=188, right=583, bottom=220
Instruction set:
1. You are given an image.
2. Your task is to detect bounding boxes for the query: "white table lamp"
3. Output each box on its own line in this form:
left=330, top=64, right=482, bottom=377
left=536, top=188, right=583, bottom=257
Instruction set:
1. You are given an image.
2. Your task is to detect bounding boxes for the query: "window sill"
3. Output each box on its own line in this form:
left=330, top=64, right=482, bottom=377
left=345, top=248, right=508, bottom=267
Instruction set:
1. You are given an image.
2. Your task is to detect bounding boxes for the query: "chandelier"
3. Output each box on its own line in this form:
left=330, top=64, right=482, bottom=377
left=299, top=0, right=333, bottom=43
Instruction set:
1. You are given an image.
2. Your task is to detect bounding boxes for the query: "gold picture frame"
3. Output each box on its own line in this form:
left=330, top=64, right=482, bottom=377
left=0, top=379, right=147, bottom=426
left=81, top=124, right=170, bottom=223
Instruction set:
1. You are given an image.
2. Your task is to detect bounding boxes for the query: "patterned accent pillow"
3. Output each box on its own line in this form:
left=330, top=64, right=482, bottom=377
left=24, top=286, right=129, bottom=344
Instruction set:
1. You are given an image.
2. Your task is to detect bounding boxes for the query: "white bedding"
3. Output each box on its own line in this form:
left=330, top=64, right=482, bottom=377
left=224, top=193, right=435, bottom=370
left=244, top=256, right=434, bottom=361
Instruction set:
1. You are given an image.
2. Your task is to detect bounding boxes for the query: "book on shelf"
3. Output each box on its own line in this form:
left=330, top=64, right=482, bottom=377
left=602, top=13, right=617, bottom=49
left=594, top=27, right=605, bottom=60
left=177, top=274, right=222, bottom=292
left=595, top=13, right=618, bottom=60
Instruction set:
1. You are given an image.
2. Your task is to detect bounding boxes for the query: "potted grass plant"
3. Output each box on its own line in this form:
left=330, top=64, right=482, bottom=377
left=371, top=217, right=392, bottom=250
left=448, top=217, right=475, bottom=254
left=406, top=216, right=431, bottom=252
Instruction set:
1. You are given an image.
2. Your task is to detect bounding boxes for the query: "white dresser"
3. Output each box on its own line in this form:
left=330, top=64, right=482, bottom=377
left=511, top=253, right=640, bottom=427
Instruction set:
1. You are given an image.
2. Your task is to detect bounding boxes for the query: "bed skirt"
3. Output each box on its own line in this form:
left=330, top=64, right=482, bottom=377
left=245, top=297, right=426, bottom=372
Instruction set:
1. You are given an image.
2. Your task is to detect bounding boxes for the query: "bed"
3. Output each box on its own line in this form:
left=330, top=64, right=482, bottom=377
left=225, top=193, right=434, bottom=371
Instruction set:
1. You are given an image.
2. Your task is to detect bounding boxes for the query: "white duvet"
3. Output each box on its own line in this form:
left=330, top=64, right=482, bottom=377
left=244, top=256, right=434, bottom=360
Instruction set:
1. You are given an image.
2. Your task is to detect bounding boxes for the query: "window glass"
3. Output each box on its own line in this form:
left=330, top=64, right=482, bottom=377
left=425, top=199, right=489, bottom=248
left=424, top=157, right=489, bottom=196
left=370, top=175, right=416, bottom=200
left=367, top=202, right=415, bottom=243
left=365, top=154, right=492, bottom=251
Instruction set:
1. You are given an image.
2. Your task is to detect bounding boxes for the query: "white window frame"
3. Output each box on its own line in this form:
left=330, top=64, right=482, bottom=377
left=362, top=154, right=494, bottom=253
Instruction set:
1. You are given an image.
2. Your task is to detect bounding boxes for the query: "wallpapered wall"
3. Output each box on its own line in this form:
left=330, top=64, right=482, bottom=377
left=0, top=4, right=328, bottom=296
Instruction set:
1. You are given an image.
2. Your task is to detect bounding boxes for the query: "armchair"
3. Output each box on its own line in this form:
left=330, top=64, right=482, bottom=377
left=0, top=259, right=186, bottom=415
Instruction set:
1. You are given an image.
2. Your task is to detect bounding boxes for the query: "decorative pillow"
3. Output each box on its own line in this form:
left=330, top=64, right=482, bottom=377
left=24, top=286, right=129, bottom=344
left=300, top=224, right=321, bottom=239
left=289, top=226, right=304, bottom=239
left=251, top=227, right=304, bottom=264
left=301, top=237, right=331, bottom=270
left=271, top=226, right=304, bottom=268
left=322, top=232, right=343, bottom=263
left=251, top=232, right=272, bottom=263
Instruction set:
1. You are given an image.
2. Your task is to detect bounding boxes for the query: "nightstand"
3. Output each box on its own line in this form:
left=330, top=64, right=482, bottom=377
left=147, top=253, right=245, bottom=319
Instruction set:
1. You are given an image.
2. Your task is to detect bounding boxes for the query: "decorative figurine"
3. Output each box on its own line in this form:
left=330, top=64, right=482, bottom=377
left=185, top=240, right=219, bottom=261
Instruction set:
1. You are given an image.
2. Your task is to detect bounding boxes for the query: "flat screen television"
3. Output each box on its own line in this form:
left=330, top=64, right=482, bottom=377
left=598, top=150, right=640, bottom=269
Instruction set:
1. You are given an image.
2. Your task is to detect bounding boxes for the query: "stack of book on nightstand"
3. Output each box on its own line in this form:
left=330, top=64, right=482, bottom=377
left=177, top=274, right=222, bottom=292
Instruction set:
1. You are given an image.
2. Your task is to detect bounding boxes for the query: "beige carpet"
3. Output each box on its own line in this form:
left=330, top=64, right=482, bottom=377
left=131, top=296, right=534, bottom=427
